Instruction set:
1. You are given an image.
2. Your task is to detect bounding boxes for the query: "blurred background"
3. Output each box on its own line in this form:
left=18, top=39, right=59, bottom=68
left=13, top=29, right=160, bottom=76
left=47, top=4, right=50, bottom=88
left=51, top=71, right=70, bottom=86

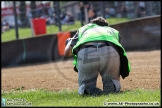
left=1, top=1, right=161, bottom=42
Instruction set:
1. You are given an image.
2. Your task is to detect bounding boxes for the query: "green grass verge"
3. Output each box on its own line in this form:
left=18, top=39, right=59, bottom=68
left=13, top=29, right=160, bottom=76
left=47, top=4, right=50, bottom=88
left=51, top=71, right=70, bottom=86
left=1, top=18, right=131, bottom=43
left=1, top=88, right=160, bottom=107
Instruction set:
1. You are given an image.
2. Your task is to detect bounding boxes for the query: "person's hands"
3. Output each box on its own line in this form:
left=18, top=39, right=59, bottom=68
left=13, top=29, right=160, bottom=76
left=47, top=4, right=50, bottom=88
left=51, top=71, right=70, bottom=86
left=64, top=38, right=73, bottom=57
left=66, top=38, right=72, bottom=45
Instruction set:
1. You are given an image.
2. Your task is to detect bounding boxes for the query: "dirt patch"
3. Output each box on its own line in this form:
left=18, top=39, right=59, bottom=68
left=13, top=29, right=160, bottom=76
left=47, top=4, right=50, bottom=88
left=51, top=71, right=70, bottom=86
left=1, top=50, right=160, bottom=92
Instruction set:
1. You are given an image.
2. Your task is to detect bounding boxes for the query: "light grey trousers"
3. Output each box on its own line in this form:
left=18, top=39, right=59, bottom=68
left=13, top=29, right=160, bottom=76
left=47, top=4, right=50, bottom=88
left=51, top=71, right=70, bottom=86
left=77, top=45, right=121, bottom=94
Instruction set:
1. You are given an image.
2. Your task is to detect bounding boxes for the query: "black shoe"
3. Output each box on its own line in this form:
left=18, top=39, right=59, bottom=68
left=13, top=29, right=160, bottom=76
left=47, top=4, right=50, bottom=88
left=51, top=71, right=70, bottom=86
left=88, top=87, right=103, bottom=96
left=102, top=74, right=115, bottom=95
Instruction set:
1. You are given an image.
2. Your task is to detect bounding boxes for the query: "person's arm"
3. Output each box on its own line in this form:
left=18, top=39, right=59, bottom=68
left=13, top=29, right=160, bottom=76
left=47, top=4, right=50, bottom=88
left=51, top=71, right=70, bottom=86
left=64, top=31, right=79, bottom=57
left=64, top=39, right=73, bottom=57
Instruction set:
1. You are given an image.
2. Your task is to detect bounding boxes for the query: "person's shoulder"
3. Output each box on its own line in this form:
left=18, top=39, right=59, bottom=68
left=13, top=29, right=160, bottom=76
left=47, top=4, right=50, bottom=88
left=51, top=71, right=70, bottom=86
left=82, top=23, right=90, bottom=28
left=107, top=26, right=115, bottom=29
left=78, top=23, right=92, bottom=31
left=106, top=26, right=119, bottom=31
left=78, top=25, right=86, bottom=30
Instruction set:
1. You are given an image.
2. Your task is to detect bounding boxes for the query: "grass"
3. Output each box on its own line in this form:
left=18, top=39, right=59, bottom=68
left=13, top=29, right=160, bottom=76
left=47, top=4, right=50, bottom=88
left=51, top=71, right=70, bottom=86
left=1, top=18, right=131, bottom=43
left=1, top=88, right=160, bottom=107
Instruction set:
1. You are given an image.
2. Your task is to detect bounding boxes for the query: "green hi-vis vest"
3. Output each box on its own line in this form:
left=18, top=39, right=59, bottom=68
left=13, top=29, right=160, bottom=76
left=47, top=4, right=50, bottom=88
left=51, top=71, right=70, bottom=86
left=72, top=23, right=131, bottom=79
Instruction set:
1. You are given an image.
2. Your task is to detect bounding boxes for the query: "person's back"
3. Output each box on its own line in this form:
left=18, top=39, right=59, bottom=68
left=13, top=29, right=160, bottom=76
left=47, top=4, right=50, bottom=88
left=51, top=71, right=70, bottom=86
left=78, top=1, right=89, bottom=26
left=87, top=4, right=97, bottom=22
left=68, top=16, right=74, bottom=22
left=120, top=3, right=127, bottom=17
left=61, top=11, right=74, bottom=25
left=109, top=8, right=116, bottom=17
left=139, top=2, right=146, bottom=17
left=64, top=17, right=131, bottom=96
